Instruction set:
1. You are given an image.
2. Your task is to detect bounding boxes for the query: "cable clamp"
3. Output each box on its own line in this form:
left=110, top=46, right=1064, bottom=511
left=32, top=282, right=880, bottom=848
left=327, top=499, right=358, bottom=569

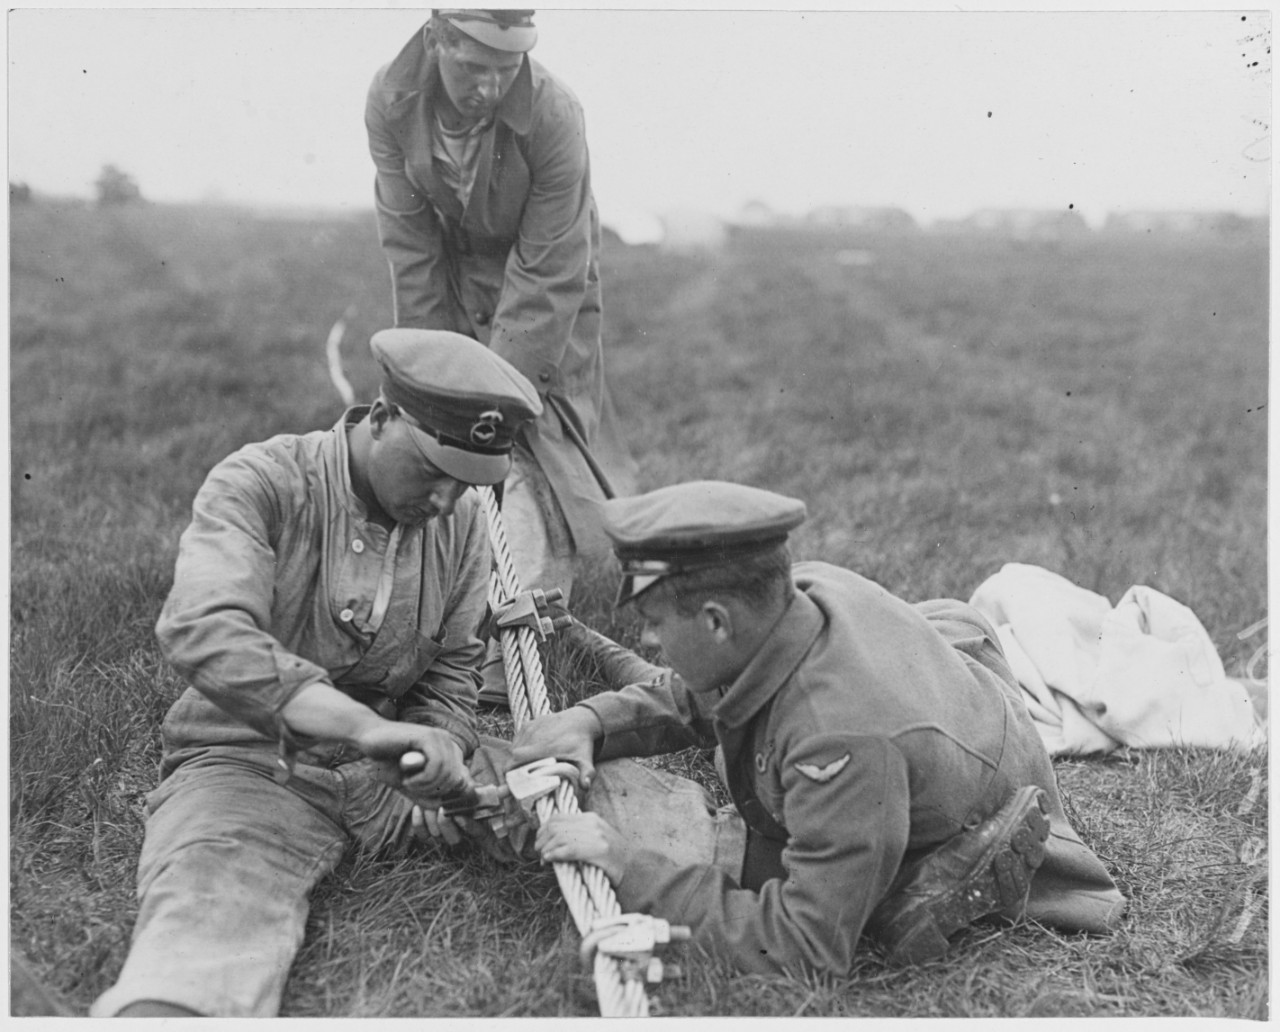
left=504, top=756, right=580, bottom=821
left=579, top=914, right=691, bottom=984
left=494, top=588, right=566, bottom=641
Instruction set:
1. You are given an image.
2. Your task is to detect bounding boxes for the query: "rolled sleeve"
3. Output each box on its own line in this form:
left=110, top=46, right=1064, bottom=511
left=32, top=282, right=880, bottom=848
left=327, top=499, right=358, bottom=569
left=155, top=451, right=329, bottom=742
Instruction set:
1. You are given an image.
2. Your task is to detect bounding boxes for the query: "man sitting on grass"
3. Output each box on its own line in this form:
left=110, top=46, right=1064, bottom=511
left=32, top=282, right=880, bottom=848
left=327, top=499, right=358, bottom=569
left=512, top=480, right=1127, bottom=975
left=91, top=329, right=541, bottom=1017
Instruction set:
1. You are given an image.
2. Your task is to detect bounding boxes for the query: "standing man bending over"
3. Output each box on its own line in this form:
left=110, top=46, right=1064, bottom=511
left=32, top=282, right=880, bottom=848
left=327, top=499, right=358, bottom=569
left=366, top=9, right=635, bottom=705
left=513, top=481, right=1127, bottom=975
left=91, top=330, right=541, bottom=1017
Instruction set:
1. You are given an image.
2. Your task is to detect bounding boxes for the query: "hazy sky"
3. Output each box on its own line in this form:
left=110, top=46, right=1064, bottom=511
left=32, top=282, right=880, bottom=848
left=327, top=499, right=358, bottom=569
left=6, top=3, right=1272, bottom=228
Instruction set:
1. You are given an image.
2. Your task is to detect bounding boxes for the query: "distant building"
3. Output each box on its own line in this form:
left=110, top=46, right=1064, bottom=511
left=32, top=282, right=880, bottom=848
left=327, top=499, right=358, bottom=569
left=735, top=199, right=779, bottom=227
left=1103, top=210, right=1266, bottom=237
left=602, top=208, right=665, bottom=246
left=804, top=205, right=918, bottom=233
left=928, top=216, right=972, bottom=235
left=959, top=208, right=1089, bottom=239
left=658, top=209, right=728, bottom=252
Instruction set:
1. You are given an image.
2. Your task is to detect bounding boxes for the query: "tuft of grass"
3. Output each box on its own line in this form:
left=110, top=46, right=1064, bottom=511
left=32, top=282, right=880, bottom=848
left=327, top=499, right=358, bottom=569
left=10, top=201, right=1267, bottom=1016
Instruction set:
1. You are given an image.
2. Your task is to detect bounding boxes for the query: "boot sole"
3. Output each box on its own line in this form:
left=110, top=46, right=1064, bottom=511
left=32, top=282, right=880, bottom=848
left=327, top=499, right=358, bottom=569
left=882, top=786, right=1050, bottom=965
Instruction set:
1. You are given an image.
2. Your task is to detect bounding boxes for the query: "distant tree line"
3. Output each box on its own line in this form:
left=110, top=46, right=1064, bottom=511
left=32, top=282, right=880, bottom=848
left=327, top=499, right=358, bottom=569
left=9, top=164, right=146, bottom=207
left=94, top=164, right=142, bottom=205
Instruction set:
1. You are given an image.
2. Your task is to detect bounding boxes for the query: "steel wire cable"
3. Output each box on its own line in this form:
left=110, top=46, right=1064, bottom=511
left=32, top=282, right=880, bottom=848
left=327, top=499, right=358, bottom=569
left=478, top=486, right=650, bottom=1018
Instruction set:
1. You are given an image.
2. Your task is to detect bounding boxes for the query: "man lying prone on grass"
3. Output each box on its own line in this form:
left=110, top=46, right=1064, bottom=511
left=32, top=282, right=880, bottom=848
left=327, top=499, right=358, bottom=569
left=91, top=329, right=542, bottom=1018
left=512, top=480, right=1128, bottom=976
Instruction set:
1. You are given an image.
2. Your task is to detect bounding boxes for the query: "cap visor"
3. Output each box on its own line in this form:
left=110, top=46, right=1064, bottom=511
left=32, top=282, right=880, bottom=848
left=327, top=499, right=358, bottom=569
left=409, top=424, right=512, bottom=485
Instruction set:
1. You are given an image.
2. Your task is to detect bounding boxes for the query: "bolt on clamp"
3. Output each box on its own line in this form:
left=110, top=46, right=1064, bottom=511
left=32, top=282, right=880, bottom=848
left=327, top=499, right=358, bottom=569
left=579, top=914, right=692, bottom=985
left=492, top=587, right=566, bottom=641
left=504, top=757, right=580, bottom=821
left=440, top=756, right=580, bottom=830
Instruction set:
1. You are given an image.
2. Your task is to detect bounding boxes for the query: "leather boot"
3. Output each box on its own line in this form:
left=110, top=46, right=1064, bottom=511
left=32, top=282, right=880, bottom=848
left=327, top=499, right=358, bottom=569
left=866, top=785, right=1050, bottom=965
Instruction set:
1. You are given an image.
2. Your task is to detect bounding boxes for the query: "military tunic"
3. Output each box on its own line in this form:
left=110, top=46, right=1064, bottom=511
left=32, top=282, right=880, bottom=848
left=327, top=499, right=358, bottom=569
left=578, top=562, right=1126, bottom=976
left=156, top=407, right=490, bottom=768
left=366, top=24, right=634, bottom=554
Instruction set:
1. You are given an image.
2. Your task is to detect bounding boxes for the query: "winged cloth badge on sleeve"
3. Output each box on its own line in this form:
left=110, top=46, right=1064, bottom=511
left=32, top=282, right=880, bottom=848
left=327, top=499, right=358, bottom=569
left=793, top=752, right=851, bottom=783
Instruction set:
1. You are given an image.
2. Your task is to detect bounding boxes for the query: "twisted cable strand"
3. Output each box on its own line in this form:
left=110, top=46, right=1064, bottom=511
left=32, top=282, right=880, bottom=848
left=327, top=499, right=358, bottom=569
left=478, top=486, right=647, bottom=1018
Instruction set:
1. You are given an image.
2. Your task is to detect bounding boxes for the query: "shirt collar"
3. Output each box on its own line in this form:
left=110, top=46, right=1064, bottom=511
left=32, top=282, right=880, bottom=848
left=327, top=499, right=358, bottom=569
left=330, top=405, right=375, bottom=522
left=712, top=588, right=824, bottom=729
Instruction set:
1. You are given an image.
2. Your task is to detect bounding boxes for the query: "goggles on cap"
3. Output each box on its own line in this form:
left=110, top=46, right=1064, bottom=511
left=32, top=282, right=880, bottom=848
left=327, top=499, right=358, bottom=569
left=615, top=558, right=676, bottom=608
left=433, top=9, right=537, bottom=52
left=436, top=8, right=534, bottom=28
left=614, top=536, right=790, bottom=607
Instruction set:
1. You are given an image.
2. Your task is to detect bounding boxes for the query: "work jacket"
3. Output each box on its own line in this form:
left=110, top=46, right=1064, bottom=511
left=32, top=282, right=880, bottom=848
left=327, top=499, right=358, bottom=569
left=155, top=409, right=490, bottom=776
left=365, top=24, right=634, bottom=551
left=580, top=562, right=1126, bottom=976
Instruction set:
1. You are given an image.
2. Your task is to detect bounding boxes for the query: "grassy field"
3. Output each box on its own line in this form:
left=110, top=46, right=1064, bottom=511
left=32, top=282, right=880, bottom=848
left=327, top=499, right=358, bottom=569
left=9, top=199, right=1268, bottom=1018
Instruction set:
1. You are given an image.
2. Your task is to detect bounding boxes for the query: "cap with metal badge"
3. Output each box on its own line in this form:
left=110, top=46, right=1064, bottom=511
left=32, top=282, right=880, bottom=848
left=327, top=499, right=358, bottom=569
left=371, top=327, right=542, bottom=486
left=602, top=481, right=807, bottom=606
